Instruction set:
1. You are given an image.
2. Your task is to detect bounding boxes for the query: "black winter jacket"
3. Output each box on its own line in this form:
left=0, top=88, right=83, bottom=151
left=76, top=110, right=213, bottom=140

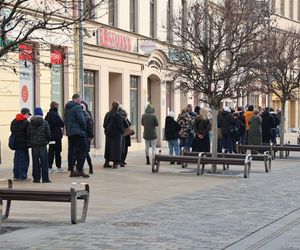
left=219, top=111, right=235, bottom=136
left=28, top=116, right=51, bottom=147
left=64, top=101, right=86, bottom=137
left=45, top=107, right=64, bottom=141
left=10, top=114, right=30, bottom=150
left=165, top=116, right=181, bottom=140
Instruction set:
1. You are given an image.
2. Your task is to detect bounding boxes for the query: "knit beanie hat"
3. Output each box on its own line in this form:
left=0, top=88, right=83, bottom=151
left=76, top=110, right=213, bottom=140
left=34, top=107, right=43, bottom=117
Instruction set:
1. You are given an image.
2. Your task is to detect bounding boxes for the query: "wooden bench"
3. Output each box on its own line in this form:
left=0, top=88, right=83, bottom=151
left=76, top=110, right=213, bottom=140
left=236, top=143, right=275, bottom=159
left=152, top=153, right=252, bottom=178
left=0, top=179, right=89, bottom=225
left=183, top=151, right=271, bottom=172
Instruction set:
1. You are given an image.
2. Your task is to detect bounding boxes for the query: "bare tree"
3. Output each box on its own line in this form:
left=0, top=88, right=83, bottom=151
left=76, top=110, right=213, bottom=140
left=255, top=29, right=300, bottom=149
left=169, top=0, right=268, bottom=170
left=0, top=0, right=104, bottom=69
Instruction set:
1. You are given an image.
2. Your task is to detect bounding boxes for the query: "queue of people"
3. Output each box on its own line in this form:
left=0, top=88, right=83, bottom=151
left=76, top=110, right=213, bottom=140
left=9, top=96, right=282, bottom=182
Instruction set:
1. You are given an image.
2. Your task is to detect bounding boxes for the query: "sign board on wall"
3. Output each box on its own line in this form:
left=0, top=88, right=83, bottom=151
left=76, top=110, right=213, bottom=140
left=96, top=28, right=133, bottom=52
left=51, top=49, right=63, bottom=113
left=19, top=44, right=35, bottom=111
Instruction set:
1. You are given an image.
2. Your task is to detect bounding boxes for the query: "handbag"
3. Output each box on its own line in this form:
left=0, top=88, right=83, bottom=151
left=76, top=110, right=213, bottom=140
left=124, top=127, right=135, bottom=136
left=8, top=133, right=16, bottom=150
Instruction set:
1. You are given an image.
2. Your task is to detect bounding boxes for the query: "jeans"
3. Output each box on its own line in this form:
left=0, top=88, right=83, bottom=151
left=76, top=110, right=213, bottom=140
left=68, top=135, right=87, bottom=172
left=222, top=134, right=234, bottom=153
left=180, top=137, right=190, bottom=153
left=145, top=139, right=157, bottom=157
left=13, top=149, right=29, bottom=180
left=48, top=140, right=62, bottom=169
left=32, top=146, right=49, bottom=182
left=168, top=139, right=180, bottom=156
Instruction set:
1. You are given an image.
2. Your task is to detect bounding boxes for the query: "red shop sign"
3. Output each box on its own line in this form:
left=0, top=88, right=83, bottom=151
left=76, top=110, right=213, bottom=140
left=19, top=44, right=34, bottom=61
left=97, top=28, right=132, bottom=52
left=51, top=49, right=63, bottom=65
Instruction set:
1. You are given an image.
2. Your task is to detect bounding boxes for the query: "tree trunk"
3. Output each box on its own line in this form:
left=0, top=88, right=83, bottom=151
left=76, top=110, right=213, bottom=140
left=211, top=106, right=219, bottom=173
left=279, top=100, right=286, bottom=158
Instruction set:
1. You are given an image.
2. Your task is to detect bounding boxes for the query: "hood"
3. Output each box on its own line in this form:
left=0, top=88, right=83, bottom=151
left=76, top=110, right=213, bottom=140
left=222, top=111, right=230, bottom=117
left=49, top=107, right=58, bottom=112
left=30, top=116, right=44, bottom=127
left=65, top=101, right=78, bottom=110
left=145, top=104, right=155, bottom=114
left=261, top=111, right=270, bottom=117
left=16, top=114, right=28, bottom=121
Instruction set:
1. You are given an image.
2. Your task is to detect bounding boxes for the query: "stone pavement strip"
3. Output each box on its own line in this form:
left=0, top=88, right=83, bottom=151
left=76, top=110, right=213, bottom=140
left=1, top=157, right=300, bottom=249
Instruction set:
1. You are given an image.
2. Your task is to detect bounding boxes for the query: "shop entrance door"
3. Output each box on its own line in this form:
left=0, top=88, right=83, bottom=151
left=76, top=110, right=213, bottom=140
left=109, top=72, right=123, bottom=105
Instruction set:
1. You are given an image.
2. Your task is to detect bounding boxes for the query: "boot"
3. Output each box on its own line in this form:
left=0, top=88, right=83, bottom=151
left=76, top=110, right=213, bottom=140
left=89, top=166, right=94, bottom=174
left=69, top=170, right=77, bottom=177
left=76, top=170, right=89, bottom=178
left=146, top=156, right=150, bottom=165
left=112, top=163, right=120, bottom=169
left=103, top=161, right=112, bottom=168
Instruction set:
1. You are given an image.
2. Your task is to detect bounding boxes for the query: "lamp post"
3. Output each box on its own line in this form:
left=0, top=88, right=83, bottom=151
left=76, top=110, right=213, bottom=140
left=78, top=0, right=84, bottom=97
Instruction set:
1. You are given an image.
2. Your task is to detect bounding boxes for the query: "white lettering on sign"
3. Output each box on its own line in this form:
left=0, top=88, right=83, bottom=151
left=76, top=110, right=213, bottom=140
left=97, top=28, right=132, bottom=52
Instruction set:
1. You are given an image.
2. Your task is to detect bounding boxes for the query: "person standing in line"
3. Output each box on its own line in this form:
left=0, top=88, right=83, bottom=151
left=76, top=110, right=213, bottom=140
left=244, top=105, right=254, bottom=144
left=177, top=108, right=192, bottom=152
left=261, top=107, right=276, bottom=144
left=186, top=104, right=197, bottom=149
left=120, top=108, right=133, bottom=167
left=64, top=94, right=89, bottom=178
left=141, top=104, right=159, bottom=165
left=45, top=101, right=64, bottom=173
left=164, top=111, right=181, bottom=163
left=28, top=107, right=51, bottom=183
left=219, top=107, right=235, bottom=153
left=81, top=101, right=94, bottom=174
left=103, top=101, right=124, bottom=169
left=192, top=108, right=211, bottom=153
left=10, top=108, right=31, bottom=182
left=248, top=109, right=262, bottom=146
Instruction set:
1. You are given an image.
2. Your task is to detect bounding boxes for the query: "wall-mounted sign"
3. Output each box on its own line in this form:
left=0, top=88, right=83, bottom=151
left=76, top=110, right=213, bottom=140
left=19, top=44, right=35, bottom=111
left=139, top=40, right=156, bottom=54
left=96, top=28, right=132, bottom=52
left=51, top=49, right=63, bottom=114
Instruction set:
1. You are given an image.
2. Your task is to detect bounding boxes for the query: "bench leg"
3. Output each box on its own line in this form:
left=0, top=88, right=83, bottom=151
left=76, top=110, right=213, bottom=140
left=244, top=163, right=250, bottom=178
left=4, top=200, right=11, bottom=218
left=264, top=159, right=268, bottom=172
left=0, top=199, right=2, bottom=230
left=201, top=164, right=205, bottom=175
left=71, top=190, right=77, bottom=224
left=151, top=160, right=156, bottom=173
left=269, top=159, right=272, bottom=171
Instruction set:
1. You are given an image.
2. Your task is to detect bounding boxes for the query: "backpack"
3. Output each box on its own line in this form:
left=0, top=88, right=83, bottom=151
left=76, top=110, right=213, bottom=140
left=8, top=133, right=16, bottom=150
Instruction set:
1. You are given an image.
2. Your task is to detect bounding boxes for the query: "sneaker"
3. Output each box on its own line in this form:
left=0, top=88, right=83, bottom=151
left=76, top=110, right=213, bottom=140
left=69, top=171, right=77, bottom=177
left=42, top=180, right=51, bottom=183
left=56, top=167, right=66, bottom=173
left=76, top=171, right=89, bottom=178
left=48, top=168, right=55, bottom=173
left=20, top=178, right=31, bottom=182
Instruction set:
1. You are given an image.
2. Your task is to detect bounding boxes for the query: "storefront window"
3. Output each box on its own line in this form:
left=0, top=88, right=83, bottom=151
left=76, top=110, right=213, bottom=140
left=51, top=48, right=64, bottom=114
left=130, top=76, right=139, bottom=139
left=84, top=70, right=96, bottom=121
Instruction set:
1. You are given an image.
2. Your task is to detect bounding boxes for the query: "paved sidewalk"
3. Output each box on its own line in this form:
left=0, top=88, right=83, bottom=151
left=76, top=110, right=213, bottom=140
left=1, top=149, right=300, bottom=249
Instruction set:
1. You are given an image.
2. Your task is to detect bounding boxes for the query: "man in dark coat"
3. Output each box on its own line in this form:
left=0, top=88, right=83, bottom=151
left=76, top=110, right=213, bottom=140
left=103, top=101, right=124, bottom=169
left=10, top=108, right=31, bottom=181
left=219, top=107, right=236, bottom=153
left=45, top=101, right=64, bottom=173
left=64, top=94, right=88, bottom=178
left=28, top=107, right=51, bottom=183
left=261, top=107, right=276, bottom=144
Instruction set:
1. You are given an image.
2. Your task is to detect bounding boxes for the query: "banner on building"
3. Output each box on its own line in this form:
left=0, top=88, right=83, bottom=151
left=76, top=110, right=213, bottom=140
left=19, top=44, right=35, bottom=111
left=51, top=49, right=63, bottom=113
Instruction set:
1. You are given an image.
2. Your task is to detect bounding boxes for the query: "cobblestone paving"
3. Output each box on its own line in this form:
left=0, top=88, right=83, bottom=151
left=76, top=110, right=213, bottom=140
left=2, top=161, right=300, bottom=250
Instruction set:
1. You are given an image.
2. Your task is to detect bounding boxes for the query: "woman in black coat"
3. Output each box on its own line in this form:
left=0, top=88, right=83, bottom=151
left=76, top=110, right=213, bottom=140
left=261, top=107, right=275, bottom=144
left=165, top=111, right=181, bottom=159
left=81, top=102, right=94, bottom=174
left=192, top=109, right=211, bottom=152
left=120, top=109, right=132, bottom=167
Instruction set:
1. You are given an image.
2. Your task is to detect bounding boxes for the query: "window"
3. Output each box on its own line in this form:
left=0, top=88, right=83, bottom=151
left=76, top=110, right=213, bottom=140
left=84, top=70, right=96, bottom=123
left=280, top=0, right=285, bottom=16
left=50, top=47, right=64, bottom=114
left=290, top=0, right=294, bottom=18
left=130, top=0, right=138, bottom=32
left=150, top=0, right=157, bottom=38
left=83, top=0, right=95, bottom=19
left=108, top=0, right=118, bottom=26
left=167, top=0, right=173, bottom=43
left=130, top=76, right=139, bottom=139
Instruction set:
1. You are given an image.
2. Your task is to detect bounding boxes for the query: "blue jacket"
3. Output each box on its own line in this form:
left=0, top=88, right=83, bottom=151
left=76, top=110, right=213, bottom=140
left=64, top=101, right=86, bottom=137
left=45, top=107, right=64, bottom=141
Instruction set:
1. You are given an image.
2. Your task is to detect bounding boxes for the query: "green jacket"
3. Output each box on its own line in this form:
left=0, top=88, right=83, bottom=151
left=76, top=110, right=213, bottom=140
left=28, top=116, right=51, bottom=147
left=141, top=105, right=159, bottom=140
left=248, top=115, right=262, bottom=145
